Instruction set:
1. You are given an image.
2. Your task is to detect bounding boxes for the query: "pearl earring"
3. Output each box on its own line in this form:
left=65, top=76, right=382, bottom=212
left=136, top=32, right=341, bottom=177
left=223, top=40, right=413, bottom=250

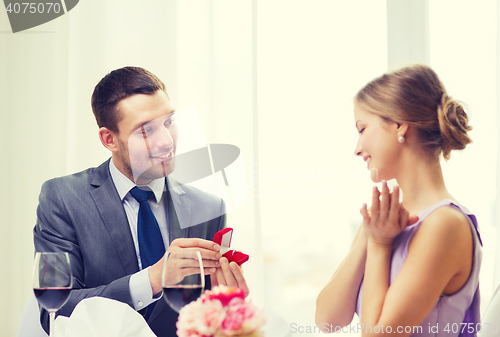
left=398, top=134, right=405, bottom=144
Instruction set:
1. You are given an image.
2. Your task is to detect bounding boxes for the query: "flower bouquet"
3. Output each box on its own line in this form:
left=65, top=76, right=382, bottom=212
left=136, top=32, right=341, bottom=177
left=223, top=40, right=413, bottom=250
left=176, top=286, right=265, bottom=337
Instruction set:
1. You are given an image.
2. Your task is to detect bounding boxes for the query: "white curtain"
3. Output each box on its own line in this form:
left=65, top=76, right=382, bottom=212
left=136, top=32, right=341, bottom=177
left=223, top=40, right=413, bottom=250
left=1, top=1, right=498, bottom=336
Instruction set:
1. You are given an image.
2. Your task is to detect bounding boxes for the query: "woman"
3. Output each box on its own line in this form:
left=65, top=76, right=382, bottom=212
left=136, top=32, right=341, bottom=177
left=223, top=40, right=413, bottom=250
left=316, top=65, right=482, bottom=337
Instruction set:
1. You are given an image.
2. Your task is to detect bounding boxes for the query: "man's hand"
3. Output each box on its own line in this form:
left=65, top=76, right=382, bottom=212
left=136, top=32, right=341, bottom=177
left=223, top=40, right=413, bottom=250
left=210, top=257, right=250, bottom=297
left=149, top=238, right=221, bottom=294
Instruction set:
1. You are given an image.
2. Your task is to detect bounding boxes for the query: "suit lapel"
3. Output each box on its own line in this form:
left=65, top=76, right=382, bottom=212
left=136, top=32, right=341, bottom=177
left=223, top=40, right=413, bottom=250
left=89, top=160, right=139, bottom=275
left=166, top=177, right=191, bottom=242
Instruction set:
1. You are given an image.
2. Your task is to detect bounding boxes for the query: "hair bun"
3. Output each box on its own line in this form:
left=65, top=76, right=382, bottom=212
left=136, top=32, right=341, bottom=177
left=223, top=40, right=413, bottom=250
left=437, top=93, right=472, bottom=160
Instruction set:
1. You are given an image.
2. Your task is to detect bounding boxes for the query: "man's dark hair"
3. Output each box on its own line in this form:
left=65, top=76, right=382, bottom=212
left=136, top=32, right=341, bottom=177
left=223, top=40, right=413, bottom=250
left=91, top=66, right=167, bottom=133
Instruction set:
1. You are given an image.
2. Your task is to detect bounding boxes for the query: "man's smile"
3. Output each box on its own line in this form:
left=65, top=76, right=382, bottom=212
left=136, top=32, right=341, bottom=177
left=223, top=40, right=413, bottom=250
left=151, top=150, right=174, bottom=163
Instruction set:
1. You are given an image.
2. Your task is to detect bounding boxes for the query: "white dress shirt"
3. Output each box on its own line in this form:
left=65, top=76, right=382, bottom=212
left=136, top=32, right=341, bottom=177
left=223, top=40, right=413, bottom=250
left=109, top=160, right=169, bottom=311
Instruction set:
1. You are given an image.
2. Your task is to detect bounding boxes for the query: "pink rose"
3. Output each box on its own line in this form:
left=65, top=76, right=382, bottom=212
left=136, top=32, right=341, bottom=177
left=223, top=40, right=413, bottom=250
left=221, top=306, right=246, bottom=332
left=204, top=286, right=245, bottom=307
left=196, top=300, right=225, bottom=335
left=177, top=286, right=264, bottom=337
left=220, top=301, right=263, bottom=336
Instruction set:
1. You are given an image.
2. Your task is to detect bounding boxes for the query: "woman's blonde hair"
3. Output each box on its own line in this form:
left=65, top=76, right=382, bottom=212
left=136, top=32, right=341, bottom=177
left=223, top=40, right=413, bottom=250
left=355, top=64, right=472, bottom=160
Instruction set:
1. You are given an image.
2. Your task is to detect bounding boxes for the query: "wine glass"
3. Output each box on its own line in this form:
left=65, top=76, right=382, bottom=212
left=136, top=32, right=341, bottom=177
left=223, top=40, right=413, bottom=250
left=162, top=251, right=205, bottom=312
left=33, top=252, right=73, bottom=336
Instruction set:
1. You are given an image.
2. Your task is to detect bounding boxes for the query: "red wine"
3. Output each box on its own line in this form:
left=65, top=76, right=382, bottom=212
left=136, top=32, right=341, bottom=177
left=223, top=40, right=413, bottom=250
left=163, top=285, right=202, bottom=311
left=34, top=287, right=71, bottom=311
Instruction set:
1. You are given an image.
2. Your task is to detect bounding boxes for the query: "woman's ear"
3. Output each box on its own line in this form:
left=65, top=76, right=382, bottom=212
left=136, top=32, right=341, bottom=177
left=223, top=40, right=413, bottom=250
left=397, top=123, right=409, bottom=137
left=98, top=127, right=119, bottom=152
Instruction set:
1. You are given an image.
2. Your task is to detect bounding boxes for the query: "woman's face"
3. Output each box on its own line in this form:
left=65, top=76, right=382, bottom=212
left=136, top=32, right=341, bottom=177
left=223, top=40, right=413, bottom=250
left=353, top=102, right=402, bottom=182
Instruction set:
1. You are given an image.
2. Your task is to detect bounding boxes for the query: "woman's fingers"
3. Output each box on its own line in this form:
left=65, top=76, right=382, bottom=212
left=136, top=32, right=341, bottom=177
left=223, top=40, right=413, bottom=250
left=360, top=203, right=370, bottom=224
left=379, top=181, right=390, bottom=221
left=399, top=205, right=409, bottom=230
left=362, top=183, right=412, bottom=245
left=367, top=183, right=406, bottom=225
left=371, top=186, right=380, bottom=221
left=388, top=186, right=400, bottom=224
left=408, top=215, right=420, bottom=225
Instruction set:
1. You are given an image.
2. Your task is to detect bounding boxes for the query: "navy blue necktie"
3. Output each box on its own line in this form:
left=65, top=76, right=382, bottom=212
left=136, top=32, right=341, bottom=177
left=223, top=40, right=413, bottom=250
left=130, top=187, right=166, bottom=319
left=130, top=186, right=166, bottom=269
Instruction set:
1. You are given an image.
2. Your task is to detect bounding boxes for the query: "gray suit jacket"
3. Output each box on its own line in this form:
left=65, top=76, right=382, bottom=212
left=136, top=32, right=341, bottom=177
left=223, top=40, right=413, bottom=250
left=33, top=159, right=226, bottom=337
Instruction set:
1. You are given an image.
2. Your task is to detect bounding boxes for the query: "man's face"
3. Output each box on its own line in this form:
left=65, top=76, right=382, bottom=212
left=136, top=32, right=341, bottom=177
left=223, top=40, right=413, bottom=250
left=112, top=90, right=178, bottom=185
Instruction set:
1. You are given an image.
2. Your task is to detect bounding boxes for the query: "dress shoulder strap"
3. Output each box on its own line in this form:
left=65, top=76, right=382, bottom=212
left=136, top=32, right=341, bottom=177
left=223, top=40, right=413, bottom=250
left=411, top=199, right=482, bottom=246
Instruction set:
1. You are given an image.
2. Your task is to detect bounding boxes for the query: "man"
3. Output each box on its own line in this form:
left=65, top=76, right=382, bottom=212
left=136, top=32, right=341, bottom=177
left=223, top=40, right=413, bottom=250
left=34, top=66, right=248, bottom=337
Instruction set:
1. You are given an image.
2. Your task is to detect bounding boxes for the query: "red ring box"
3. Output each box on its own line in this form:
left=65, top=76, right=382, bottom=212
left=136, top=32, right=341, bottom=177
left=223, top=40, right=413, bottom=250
left=213, top=228, right=249, bottom=265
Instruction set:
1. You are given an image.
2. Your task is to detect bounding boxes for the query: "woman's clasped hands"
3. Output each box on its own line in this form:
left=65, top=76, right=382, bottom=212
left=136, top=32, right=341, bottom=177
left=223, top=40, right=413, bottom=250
left=360, top=181, right=419, bottom=247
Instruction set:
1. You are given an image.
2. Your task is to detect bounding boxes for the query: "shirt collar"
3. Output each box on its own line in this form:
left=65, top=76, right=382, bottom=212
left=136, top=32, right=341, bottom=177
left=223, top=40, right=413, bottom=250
left=109, top=159, right=165, bottom=203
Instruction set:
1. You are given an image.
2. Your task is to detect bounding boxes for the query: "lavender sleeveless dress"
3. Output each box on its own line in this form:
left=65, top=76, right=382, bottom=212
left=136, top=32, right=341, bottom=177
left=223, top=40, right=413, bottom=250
left=356, top=199, right=482, bottom=337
